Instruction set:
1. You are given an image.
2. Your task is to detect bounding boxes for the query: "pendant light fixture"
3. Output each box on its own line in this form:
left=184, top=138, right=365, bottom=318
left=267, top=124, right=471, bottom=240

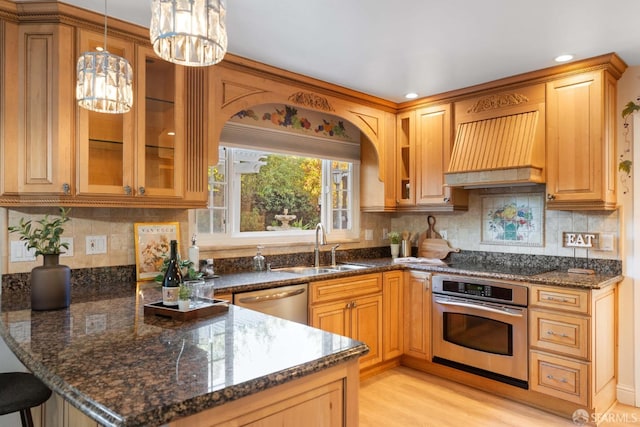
left=76, top=0, right=133, bottom=114
left=150, top=0, right=227, bottom=67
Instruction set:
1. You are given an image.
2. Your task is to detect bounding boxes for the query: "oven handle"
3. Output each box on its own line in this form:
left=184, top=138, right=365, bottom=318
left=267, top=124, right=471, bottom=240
left=434, top=297, right=525, bottom=318
left=237, top=288, right=305, bottom=304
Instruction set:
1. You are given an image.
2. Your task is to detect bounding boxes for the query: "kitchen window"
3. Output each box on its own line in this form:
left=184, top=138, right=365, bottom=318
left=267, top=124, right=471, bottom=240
left=194, top=124, right=360, bottom=247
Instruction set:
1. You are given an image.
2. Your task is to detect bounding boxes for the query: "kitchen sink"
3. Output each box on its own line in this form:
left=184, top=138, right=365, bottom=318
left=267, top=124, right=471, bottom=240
left=274, top=264, right=369, bottom=275
left=275, top=266, right=338, bottom=275
left=329, top=264, right=369, bottom=271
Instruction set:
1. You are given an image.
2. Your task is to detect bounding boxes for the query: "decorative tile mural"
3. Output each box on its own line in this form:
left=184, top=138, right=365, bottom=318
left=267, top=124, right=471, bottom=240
left=230, top=104, right=357, bottom=142
left=481, top=193, right=544, bottom=246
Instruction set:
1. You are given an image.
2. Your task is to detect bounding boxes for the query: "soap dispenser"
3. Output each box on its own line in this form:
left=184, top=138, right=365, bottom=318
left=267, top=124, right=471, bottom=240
left=253, top=246, right=266, bottom=271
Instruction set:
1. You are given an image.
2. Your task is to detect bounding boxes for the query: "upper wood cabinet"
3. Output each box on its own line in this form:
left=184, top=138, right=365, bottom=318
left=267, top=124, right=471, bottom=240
left=76, top=29, right=137, bottom=198
left=0, top=10, right=207, bottom=207
left=1, top=22, right=75, bottom=197
left=393, top=104, right=467, bottom=211
left=415, top=104, right=467, bottom=210
left=546, top=70, right=618, bottom=210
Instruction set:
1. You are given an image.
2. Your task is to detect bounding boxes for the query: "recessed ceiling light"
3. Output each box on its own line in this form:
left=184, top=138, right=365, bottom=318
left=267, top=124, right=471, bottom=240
left=405, top=92, right=418, bottom=99
left=554, top=54, right=574, bottom=63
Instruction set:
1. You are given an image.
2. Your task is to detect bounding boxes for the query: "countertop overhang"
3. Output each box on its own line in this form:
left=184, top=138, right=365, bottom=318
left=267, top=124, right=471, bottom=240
left=0, top=283, right=368, bottom=426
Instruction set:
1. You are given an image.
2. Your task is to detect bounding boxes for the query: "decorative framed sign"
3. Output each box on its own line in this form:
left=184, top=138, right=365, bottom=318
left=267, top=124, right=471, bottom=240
left=134, top=222, right=180, bottom=281
left=481, top=193, right=544, bottom=247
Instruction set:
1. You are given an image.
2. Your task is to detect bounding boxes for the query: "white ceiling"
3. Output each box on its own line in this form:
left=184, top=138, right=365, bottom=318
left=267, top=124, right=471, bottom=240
left=63, top=0, right=640, bottom=103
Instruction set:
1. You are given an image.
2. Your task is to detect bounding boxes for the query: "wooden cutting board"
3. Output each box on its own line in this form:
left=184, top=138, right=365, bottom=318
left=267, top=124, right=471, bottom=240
left=417, top=231, right=460, bottom=259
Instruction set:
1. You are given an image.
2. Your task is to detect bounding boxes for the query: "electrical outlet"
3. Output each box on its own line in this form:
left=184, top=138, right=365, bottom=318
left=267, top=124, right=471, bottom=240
left=382, top=228, right=389, bottom=240
left=440, top=230, right=448, bottom=240
left=86, top=235, right=107, bottom=255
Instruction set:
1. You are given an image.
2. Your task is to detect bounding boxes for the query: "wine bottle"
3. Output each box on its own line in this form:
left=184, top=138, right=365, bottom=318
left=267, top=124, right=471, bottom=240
left=162, top=240, right=182, bottom=307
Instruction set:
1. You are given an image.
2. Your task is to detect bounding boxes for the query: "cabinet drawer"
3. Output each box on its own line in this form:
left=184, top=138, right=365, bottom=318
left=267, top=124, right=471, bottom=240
left=530, top=285, right=589, bottom=314
left=310, top=273, right=382, bottom=304
left=530, top=351, right=588, bottom=406
left=530, top=310, right=589, bottom=359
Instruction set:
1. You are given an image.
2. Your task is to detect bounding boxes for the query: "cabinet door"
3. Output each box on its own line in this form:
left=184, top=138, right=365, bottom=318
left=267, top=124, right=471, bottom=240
left=403, top=270, right=431, bottom=360
left=76, top=29, right=135, bottom=197
left=310, top=300, right=350, bottom=338
left=382, top=271, right=403, bottom=360
left=351, top=294, right=383, bottom=368
left=546, top=71, right=617, bottom=210
left=135, top=45, right=184, bottom=199
left=3, top=23, right=74, bottom=195
left=416, top=104, right=451, bottom=205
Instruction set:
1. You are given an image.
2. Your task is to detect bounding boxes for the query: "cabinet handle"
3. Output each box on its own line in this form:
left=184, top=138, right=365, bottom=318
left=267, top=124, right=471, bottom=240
left=547, top=193, right=556, bottom=200
left=545, top=296, right=569, bottom=303
left=138, top=186, right=146, bottom=196
left=351, top=301, right=357, bottom=308
left=546, top=374, right=568, bottom=383
left=443, top=197, right=450, bottom=203
left=345, top=302, right=352, bottom=309
left=546, top=330, right=569, bottom=338
left=62, top=183, right=70, bottom=195
left=123, top=185, right=132, bottom=195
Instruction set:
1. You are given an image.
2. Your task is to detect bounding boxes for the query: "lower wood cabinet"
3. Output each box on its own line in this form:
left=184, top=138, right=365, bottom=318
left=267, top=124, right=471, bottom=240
left=529, top=283, right=617, bottom=414
left=382, top=270, right=404, bottom=361
left=402, top=270, right=431, bottom=360
left=309, top=273, right=383, bottom=369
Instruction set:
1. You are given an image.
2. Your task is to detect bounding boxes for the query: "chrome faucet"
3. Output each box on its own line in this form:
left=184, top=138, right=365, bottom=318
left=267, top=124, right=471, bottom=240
left=314, top=223, right=327, bottom=268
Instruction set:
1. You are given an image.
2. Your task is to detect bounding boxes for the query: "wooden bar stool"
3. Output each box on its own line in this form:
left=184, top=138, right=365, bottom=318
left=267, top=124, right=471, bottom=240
left=0, top=372, right=52, bottom=427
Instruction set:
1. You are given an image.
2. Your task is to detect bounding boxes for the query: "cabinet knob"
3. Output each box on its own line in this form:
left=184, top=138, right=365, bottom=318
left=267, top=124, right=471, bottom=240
left=62, top=183, right=70, bottom=195
left=443, top=197, right=450, bottom=203
left=547, top=193, right=556, bottom=201
left=138, top=186, right=146, bottom=196
left=123, top=185, right=132, bottom=195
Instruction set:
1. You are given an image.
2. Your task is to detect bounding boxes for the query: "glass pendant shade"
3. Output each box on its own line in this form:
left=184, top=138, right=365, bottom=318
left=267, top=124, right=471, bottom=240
left=150, top=0, right=227, bottom=67
left=76, top=50, right=134, bottom=114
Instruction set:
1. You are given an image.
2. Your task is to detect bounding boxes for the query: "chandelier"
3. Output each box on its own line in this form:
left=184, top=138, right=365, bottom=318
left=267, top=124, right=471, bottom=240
left=150, top=0, right=227, bottom=67
left=76, top=0, right=133, bottom=113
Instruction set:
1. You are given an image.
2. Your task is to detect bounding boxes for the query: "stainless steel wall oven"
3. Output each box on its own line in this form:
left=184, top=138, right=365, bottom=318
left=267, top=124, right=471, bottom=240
left=432, top=274, right=529, bottom=389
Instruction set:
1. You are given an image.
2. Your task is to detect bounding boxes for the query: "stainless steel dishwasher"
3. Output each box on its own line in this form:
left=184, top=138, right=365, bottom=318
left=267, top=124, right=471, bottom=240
left=233, top=283, right=309, bottom=325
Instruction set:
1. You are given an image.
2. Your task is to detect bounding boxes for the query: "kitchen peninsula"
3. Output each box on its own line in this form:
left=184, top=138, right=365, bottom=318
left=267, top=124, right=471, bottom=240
left=0, top=280, right=368, bottom=426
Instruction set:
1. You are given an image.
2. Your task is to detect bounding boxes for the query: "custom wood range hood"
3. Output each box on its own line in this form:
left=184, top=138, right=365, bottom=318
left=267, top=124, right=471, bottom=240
left=444, top=84, right=546, bottom=188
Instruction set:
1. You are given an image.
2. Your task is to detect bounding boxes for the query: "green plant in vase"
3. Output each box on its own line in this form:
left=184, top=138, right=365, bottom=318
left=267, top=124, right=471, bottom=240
left=388, top=231, right=401, bottom=259
left=8, top=207, right=72, bottom=310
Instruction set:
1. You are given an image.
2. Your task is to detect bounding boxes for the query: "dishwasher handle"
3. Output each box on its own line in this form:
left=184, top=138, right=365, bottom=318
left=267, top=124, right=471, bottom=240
left=237, top=288, right=305, bottom=304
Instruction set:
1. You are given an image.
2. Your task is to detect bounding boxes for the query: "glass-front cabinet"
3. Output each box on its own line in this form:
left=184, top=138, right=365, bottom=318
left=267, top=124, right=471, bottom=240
left=135, top=45, right=184, bottom=199
left=76, top=30, right=183, bottom=200
left=76, top=29, right=135, bottom=197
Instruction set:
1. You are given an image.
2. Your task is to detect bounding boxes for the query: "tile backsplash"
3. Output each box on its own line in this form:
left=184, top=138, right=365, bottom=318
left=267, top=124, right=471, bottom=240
left=391, top=189, right=619, bottom=260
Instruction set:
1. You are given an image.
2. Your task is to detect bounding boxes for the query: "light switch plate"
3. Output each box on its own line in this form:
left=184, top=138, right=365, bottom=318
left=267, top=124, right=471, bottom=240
left=364, top=229, right=373, bottom=241
left=10, top=241, right=36, bottom=262
left=598, top=233, right=615, bottom=251
left=60, top=237, right=74, bottom=257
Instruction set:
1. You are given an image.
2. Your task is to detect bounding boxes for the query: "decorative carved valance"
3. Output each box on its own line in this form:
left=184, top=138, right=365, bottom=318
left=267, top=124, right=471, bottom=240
left=288, top=91, right=334, bottom=112
left=467, top=93, right=529, bottom=114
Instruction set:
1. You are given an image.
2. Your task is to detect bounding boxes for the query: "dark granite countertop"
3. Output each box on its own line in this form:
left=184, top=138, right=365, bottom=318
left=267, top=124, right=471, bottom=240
left=0, top=282, right=368, bottom=426
left=209, top=258, right=622, bottom=294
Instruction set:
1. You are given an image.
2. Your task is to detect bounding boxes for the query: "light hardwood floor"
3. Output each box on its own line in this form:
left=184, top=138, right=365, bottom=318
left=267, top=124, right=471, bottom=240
left=360, top=367, right=638, bottom=427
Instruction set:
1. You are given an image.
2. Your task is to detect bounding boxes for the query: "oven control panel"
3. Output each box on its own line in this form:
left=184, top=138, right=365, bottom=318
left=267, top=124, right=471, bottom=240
left=432, top=275, right=528, bottom=306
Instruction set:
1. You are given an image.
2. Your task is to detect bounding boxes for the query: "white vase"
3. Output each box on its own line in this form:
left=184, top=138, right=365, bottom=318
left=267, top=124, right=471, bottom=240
left=178, top=300, right=190, bottom=311
left=390, top=243, right=400, bottom=259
